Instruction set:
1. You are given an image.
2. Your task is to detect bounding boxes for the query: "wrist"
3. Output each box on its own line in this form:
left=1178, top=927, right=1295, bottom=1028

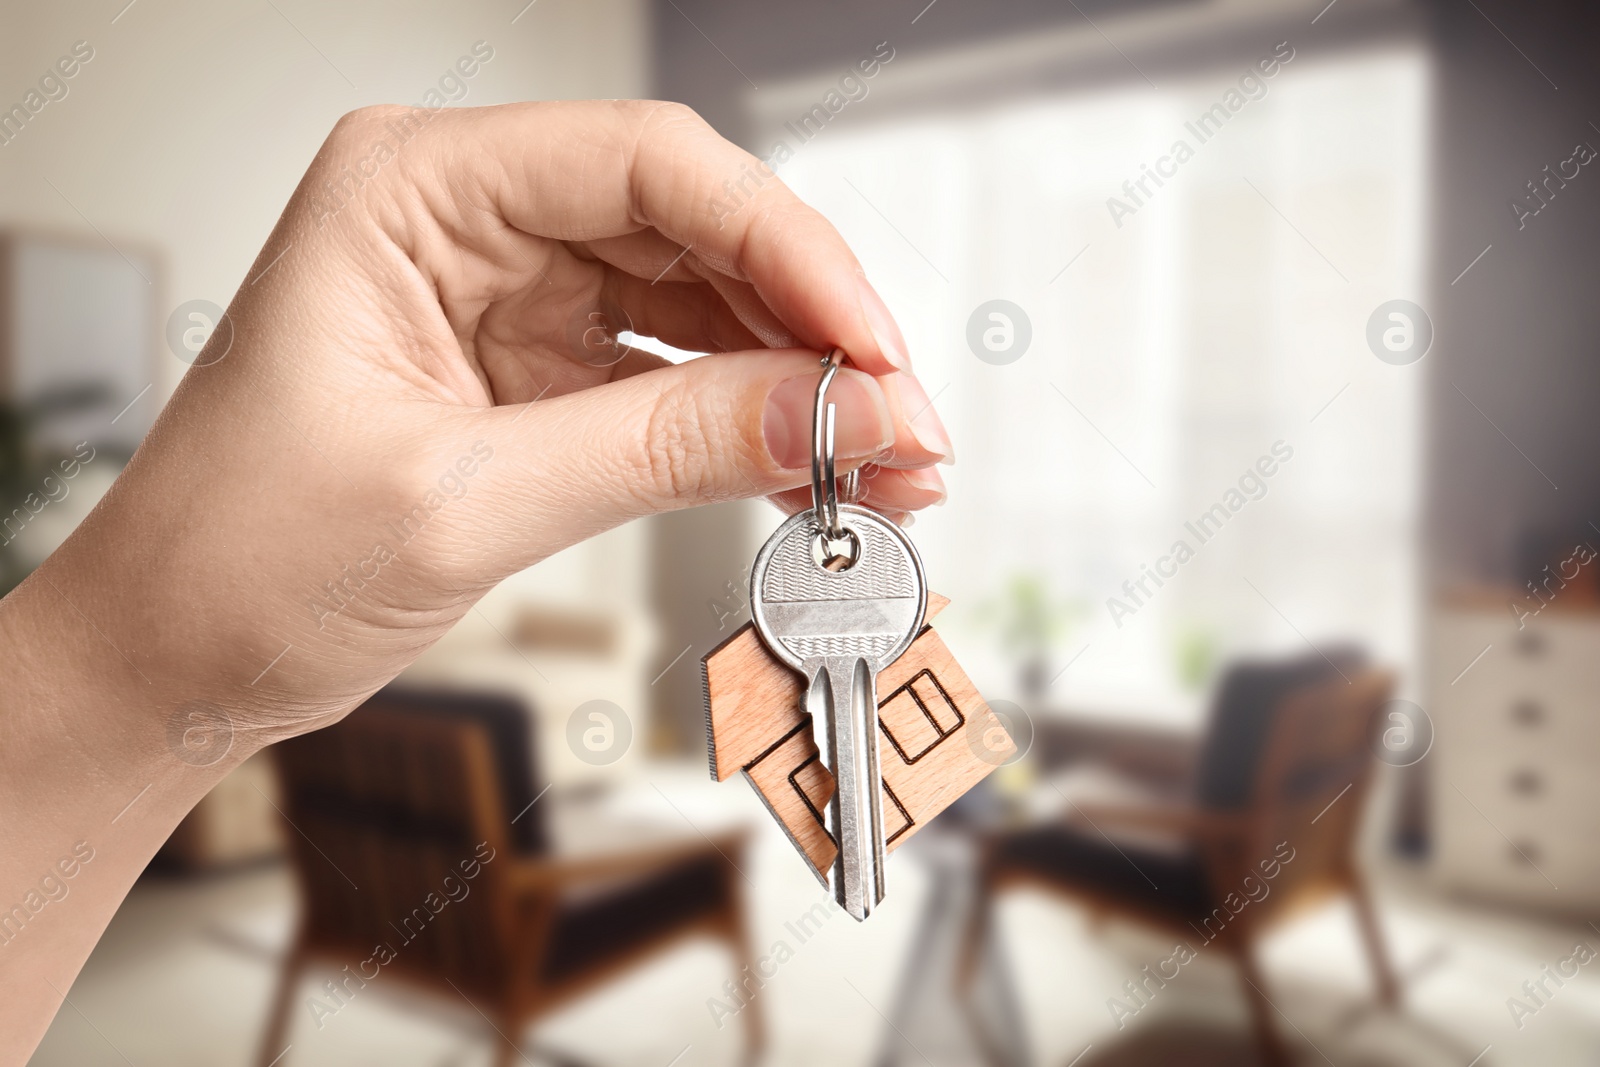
left=0, top=561, right=255, bottom=1061
left=0, top=556, right=259, bottom=815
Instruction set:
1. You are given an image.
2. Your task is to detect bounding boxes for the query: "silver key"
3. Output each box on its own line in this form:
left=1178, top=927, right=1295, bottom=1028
left=750, top=503, right=927, bottom=920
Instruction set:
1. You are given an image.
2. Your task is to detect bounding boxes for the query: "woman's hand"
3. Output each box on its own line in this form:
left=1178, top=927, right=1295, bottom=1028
left=0, top=100, right=949, bottom=1059
left=82, top=99, right=950, bottom=741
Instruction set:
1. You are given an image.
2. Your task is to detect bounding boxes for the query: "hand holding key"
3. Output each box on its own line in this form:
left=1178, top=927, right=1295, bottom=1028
left=0, top=101, right=953, bottom=1058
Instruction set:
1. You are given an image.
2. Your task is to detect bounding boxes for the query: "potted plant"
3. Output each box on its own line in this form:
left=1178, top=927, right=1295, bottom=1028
left=979, top=572, right=1081, bottom=702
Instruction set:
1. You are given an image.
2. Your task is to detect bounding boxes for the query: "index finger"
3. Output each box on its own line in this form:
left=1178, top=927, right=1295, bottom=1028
left=404, top=100, right=914, bottom=377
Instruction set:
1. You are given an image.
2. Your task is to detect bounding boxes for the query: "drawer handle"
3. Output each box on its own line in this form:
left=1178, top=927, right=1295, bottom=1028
left=1511, top=701, right=1544, bottom=727
left=1509, top=769, right=1543, bottom=796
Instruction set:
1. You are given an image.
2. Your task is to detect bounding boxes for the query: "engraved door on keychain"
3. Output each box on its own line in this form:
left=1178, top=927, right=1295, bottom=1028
left=703, top=348, right=1016, bottom=922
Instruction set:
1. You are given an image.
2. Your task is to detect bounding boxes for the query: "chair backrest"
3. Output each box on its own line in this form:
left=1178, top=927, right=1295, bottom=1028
left=1242, top=666, right=1394, bottom=909
left=1192, top=648, right=1367, bottom=810
left=272, top=690, right=531, bottom=997
left=360, top=687, right=549, bottom=854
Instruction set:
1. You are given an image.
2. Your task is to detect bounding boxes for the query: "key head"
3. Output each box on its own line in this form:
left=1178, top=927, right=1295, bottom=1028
left=750, top=504, right=928, bottom=675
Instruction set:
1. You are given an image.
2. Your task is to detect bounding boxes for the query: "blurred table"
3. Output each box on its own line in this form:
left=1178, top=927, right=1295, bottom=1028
left=543, top=763, right=756, bottom=863
left=874, top=786, right=1033, bottom=1067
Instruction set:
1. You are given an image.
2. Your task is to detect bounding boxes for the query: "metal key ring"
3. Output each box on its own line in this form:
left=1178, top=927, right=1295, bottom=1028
left=811, top=348, right=861, bottom=540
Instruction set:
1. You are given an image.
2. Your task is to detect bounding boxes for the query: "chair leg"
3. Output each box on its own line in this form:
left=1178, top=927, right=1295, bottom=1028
left=493, top=1009, right=527, bottom=1067
left=1350, top=876, right=1401, bottom=1008
left=725, top=914, right=766, bottom=1067
left=953, top=901, right=983, bottom=997
left=1231, top=940, right=1291, bottom=1067
left=956, top=906, right=1030, bottom=1067
left=256, top=949, right=301, bottom=1067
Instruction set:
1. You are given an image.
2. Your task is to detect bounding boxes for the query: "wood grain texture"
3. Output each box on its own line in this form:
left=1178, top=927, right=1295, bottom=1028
left=702, top=593, right=1014, bottom=880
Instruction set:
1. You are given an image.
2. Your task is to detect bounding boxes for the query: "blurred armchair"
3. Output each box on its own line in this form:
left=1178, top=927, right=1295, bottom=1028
left=259, top=687, right=760, bottom=1067
left=971, top=652, right=1397, bottom=1066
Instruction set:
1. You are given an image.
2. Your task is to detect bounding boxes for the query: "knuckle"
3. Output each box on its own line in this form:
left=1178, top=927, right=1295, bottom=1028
left=305, top=106, right=437, bottom=232
left=738, top=196, right=817, bottom=262
left=328, top=105, right=401, bottom=145
left=635, top=99, right=705, bottom=131
left=632, top=385, right=718, bottom=508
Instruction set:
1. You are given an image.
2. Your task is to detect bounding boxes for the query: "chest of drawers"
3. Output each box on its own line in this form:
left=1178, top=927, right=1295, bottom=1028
left=1430, top=608, right=1600, bottom=913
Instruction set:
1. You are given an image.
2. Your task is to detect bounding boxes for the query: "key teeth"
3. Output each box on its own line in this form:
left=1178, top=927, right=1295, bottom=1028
left=700, top=654, right=719, bottom=781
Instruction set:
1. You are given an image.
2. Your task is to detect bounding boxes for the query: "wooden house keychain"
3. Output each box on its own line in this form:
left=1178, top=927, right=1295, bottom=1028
left=702, top=348, right=1016, bottom=920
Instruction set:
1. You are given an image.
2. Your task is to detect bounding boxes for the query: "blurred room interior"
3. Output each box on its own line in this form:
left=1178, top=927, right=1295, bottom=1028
left=6, top=0, right=1600, bottom=1063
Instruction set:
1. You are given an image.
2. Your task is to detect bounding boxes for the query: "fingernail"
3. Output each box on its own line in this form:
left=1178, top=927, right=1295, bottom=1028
left=857, top=276, right=912, bottom=372
left=904, top=465, right=948, bottom=504
left=896, top=372, right=954, bottom=464
left=764, top=369, right=892, bottom=470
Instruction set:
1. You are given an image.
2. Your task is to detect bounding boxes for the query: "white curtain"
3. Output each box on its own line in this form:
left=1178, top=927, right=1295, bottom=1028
left=751, top=45, right=1428, bottom=727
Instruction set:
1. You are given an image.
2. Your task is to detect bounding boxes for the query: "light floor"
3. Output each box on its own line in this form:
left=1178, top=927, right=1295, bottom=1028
left=29, top=766, right=1600, bottom=1067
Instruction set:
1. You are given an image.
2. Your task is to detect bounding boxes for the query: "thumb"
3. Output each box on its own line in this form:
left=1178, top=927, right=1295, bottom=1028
left=464, top=349, right=894, bottom=571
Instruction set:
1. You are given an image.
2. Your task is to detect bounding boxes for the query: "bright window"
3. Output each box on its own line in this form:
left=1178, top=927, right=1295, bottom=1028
left=755, top=45, right=1429, bottom=725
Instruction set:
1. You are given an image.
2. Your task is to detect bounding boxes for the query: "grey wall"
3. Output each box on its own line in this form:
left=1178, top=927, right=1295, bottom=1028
left=1426, top=0, right=1600, bottom=585
left=651, top=0, right=1191, bottom=147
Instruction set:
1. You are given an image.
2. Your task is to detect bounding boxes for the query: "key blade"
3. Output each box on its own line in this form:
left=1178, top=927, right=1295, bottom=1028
left=810, top=656, right=885, bottom=921
left=747, top=504, right=927, bottom=919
